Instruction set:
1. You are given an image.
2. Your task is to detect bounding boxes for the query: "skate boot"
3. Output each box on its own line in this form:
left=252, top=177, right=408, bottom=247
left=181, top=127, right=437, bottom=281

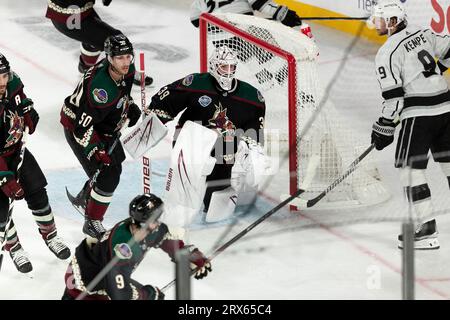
left=133, top=72, right=153, bottom=86
left=9, top=243, right=33, bottom=273
left=398, top=219, right=440, bottom=250
left=83, top=219, right=106, bottom=239
left=45, top=230, right=71, bottom=260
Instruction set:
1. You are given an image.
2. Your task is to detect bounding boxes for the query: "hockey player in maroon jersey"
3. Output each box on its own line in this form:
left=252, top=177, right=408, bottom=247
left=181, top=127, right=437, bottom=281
left=62, top=193, right=211, bottom=300
left=45, top=0, right=153, bottom=86
left=61, top=34, right=142, bottom=238
left=0, top=53, right=70, bottom=274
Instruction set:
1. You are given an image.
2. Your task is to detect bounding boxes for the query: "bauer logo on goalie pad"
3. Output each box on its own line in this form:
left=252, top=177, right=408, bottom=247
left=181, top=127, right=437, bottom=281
left=198, top=95, right=212, bottom=107
left=114, top=243, right=132, bottom=259
left=122, top=112, right=168, bottom=159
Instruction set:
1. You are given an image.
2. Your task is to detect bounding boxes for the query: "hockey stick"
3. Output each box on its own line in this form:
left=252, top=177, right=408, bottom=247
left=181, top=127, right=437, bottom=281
left=0, top=127, right=29, bottom=271
left=140, top=52, right=151, bottom=195
left=160, top=144, right=375, bottom=292
left=286, top=144, right=375, bottom=209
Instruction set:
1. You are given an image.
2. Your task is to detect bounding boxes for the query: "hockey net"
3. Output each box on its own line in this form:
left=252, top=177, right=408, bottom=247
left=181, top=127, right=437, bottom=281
left=199, top=13, right=390, bottom=209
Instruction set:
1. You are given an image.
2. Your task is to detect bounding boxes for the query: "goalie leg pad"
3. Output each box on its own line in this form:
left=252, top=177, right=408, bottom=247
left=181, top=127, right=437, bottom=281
left=205, top=187, right=238, bottom=223
left=160, top=121, right=218, bottom=227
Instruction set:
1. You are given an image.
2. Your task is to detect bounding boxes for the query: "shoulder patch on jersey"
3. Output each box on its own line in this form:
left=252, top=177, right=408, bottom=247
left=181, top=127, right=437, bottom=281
left=198, top=95, right=212, bottom=107
left=257, top=90, right=265, bottom=103
left=93, top=88, right=108, bottom=104
left=114, top=243, right=133, bottom=260
left=182, top=74, right=194, bottom=86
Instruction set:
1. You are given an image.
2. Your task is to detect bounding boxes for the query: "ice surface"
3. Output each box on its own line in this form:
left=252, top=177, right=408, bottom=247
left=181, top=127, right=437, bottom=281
left=0, top=0, right=449, bottom=300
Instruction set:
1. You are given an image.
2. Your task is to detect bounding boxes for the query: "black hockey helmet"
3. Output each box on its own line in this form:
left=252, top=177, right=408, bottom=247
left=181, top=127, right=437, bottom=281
left=104, top=34, right=134, bottom=58
left=0, top=53, right=11, bottom=75
left=129, top=193, right=164, bottom=226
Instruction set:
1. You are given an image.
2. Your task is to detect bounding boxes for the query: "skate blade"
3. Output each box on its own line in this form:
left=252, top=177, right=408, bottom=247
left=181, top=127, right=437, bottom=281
left=398, top=237, right=440, bottom=250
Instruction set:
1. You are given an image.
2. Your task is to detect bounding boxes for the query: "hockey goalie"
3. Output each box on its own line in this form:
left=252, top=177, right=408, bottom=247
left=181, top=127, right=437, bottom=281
left=132, top=46, right=270, bottom=226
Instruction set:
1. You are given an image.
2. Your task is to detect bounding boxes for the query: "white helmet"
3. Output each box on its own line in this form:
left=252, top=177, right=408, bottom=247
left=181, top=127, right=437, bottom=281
left=209, top=46, right=238, bottom=91
left=369, top=0, right=407, bottom=34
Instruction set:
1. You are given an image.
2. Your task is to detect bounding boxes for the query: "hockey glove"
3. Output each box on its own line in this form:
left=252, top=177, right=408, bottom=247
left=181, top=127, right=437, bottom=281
left=278, top=7, right=303, bottom=27
left=188, top=247, right=212, bottom=280
left=23, top=103, right=39, bottom=134
left=0, top=156, right=24, bottom=200
left=93, top=148, right=112, bottom=166
left=0, top=173, right=24, bottom=200
left=143, top=285, right=165, bottom=300
left=371, top=117, right=397, bottom=151
left=102, top=0, right=112, bottom=6
left=127, top=103, right=142, bottom=127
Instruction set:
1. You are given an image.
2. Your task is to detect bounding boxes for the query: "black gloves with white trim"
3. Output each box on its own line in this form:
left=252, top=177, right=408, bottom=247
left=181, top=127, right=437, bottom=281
left=371, top=117, right=397, bottom=150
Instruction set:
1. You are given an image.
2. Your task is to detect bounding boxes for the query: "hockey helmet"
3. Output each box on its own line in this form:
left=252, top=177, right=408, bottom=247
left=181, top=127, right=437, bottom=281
left=0, top=53, right=11, bottom=76
left=369, top=0, right=407, bottom=33
left=209, top=46, right=238, bottom=91
left=129, top=193, right=164, bottom=226
left=104, top=34, right=134, bottom=58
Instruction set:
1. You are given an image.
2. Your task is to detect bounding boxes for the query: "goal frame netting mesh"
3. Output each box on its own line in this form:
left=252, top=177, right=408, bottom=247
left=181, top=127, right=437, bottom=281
left=199, top=12, right=390, bottom=210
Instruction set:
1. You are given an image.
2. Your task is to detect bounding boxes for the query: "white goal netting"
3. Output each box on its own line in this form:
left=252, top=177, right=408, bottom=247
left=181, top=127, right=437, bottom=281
left=200, top=13, right=390, bottom=209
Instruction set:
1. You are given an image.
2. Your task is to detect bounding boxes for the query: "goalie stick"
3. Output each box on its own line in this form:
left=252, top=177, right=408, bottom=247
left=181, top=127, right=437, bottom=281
left=159, top=144, right=375, bottom=292
left=0, top=127, right=29, bottom=272
left=139, top=52, right=151, bottom=195
left=285, top=144, right=375, bottom=209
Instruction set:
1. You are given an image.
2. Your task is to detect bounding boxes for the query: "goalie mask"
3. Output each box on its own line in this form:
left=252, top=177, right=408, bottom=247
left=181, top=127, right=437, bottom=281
left=209, top=46, right=238, bottom=91
left=368, top=0, right=407, bottom=35
left=129, top=193, right=164, bottom=226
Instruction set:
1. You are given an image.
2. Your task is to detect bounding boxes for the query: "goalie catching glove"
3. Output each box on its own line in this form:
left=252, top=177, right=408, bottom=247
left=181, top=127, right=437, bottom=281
left=371, top=117, right=397, bottom=151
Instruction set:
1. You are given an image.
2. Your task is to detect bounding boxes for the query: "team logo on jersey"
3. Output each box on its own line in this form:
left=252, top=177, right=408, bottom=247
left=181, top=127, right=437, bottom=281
left=93, top=88, right=108, bottom=104
left=208, top=102, right=236, bottom=142
left=257, top=90, right=265, bottom=103
left=198, top=95, right=212, bottom=107
left=114, top=243, right=133, bottom=260
left=182, top=74, right=194, bottom=86
left=5, top=111, right=24, bottom=148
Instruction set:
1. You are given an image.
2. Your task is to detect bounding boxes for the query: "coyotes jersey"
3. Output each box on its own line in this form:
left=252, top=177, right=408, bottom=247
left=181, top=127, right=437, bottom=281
left=148, top=73, right=265, bottom=163
left=46, top=0, right=96, bottom=23
left=190, top=0, right=284, bottom=27
left=60, top=58, right=134, bottom=157
left=0, top=73, right=33, bottom=156
left=68, top=219, right=185, bottom=300
left=375, top=25, right=450, bottom=121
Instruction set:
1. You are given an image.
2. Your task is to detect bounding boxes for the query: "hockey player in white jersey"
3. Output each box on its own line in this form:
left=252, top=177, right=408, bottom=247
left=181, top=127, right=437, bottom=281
left=369, top=0, right=450, bottom=249
left=190, top=0, right=303, bottom=28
